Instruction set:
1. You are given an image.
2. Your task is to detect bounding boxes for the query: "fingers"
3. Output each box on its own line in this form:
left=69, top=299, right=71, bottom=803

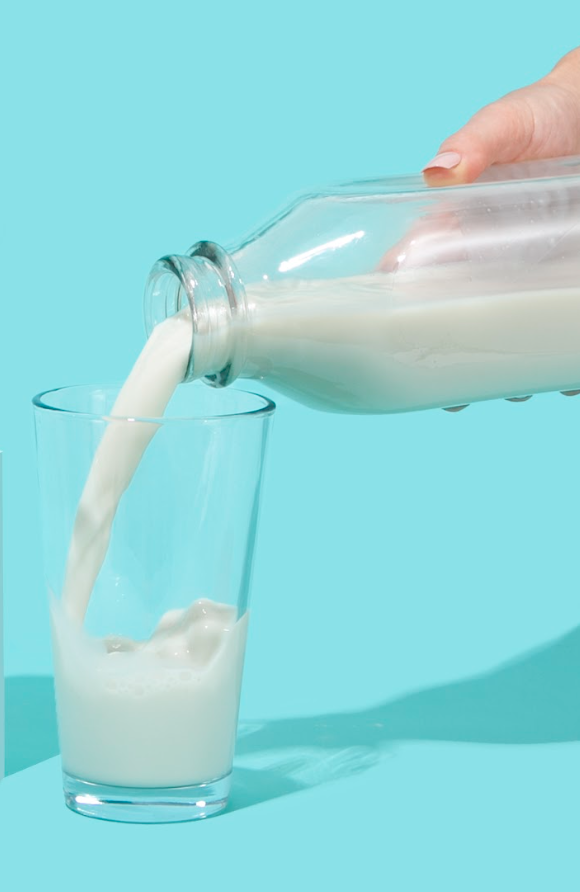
left=423, top=94, right=536, bottom=186
left=423, top=45, right=580, bottom=187
left=378, top=209, right=465, bottom=272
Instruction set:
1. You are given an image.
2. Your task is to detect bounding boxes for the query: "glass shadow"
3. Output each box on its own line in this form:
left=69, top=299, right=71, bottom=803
left=6, top=624, right=580, bottom=812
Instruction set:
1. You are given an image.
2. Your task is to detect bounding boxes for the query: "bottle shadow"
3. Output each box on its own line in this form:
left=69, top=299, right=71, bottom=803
left=5, top=625, right=580, bottom=813
left=228, top=624, right=580, bottom=811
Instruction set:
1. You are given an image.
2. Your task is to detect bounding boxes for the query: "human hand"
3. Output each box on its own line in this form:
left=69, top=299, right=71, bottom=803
left=423, top=47, right=580, bottom=186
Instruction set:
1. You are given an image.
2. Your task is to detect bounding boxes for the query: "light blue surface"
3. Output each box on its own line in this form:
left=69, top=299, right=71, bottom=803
left=2, top=1, right=580, bottom=888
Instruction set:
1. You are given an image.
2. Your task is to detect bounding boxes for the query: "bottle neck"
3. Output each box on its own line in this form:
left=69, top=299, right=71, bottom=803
left=144, top=241, right=247, bottom=386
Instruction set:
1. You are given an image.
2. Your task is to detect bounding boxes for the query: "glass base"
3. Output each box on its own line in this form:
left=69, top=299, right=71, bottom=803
left=63, top=770, right=231, bottom=823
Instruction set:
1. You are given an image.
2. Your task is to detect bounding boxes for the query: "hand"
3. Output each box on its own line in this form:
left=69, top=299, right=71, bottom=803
left=381, top=48, right=580, bottom=272
left=423, top=47, right=580, bottom=186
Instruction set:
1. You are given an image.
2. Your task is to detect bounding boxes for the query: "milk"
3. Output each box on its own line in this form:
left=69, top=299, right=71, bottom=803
left=245, top=274, right=580, bottom=413
left=61, top=307, right=193, bottom=625
left=51, top=598, right=248, bottom=787
left=54, top=307, right=250, bottom=788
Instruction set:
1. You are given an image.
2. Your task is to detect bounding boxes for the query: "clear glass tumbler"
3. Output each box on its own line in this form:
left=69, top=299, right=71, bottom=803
left=33, top=383, right=274, bottom=823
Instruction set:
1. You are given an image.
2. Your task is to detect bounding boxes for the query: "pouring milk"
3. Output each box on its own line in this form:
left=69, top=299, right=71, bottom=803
left=52, top=307, right=248, bottom=787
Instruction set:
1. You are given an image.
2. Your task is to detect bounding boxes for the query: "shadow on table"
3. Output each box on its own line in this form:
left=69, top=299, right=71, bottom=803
left=6, top=624, right=580, bottom=813
left=5, top=676, right=59, bottom=777
left=230, top=624, right=580, bottom=811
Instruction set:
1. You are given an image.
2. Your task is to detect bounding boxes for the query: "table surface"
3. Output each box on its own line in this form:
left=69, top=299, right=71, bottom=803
left=2, top=709, right=580, bottom=890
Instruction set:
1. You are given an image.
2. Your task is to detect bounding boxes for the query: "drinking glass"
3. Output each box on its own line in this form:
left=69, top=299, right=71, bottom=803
left=33, top=383, right=274, bottom=823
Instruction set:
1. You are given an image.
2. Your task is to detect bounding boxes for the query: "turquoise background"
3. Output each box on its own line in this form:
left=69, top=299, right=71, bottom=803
left=2, top=1, right=580, bottom=888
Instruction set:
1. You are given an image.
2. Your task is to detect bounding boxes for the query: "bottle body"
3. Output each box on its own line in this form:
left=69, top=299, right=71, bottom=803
left=145, top=156, right=580, bottom=414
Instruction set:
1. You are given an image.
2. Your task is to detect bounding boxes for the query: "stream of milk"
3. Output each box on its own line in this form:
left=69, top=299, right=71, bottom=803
left=52, top=307, right=248, bottom=788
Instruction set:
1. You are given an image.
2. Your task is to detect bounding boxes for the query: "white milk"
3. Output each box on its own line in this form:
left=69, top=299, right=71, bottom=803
left=51, top=598, right=248, bottom=787
left=54, top=307, right=249, bottom=788
left=245, top=274, right=580, bottom=413
left=61, top=308, right=193, bottom=625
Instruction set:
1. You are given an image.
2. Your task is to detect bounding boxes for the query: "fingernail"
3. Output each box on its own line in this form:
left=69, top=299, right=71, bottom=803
left=423, top=151, right=462, bottom=172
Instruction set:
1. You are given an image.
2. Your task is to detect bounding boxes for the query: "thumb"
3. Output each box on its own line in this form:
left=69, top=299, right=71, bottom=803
left=423, top=48, right=580, bottom=185
left=422, top=93, right=537, bottom=186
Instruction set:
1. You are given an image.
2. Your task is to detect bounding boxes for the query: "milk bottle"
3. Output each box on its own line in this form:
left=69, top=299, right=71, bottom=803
left=144, top=156, right=580, bottom=414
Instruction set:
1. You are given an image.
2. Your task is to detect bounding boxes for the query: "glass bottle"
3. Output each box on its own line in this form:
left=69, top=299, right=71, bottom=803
left=144, top=156, right=580, bottom=414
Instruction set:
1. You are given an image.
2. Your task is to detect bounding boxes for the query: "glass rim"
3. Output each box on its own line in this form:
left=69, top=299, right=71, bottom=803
left=32, top=383, right=276, bottom=424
